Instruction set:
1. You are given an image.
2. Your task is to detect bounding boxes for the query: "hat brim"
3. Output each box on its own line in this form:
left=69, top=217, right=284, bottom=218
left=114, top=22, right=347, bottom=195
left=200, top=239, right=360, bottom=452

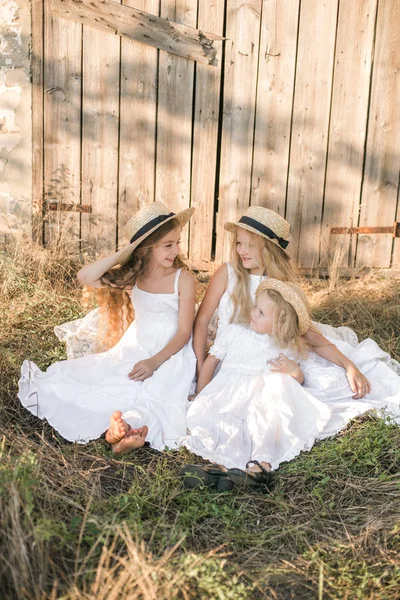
left=224, top=221, right=289, bottom=253
left=256, top=280, right=310, bottom=335
left=118, top=207, right=195, bottom=265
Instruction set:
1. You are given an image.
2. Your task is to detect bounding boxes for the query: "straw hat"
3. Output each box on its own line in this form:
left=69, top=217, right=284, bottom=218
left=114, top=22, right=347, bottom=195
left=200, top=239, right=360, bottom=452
left=224, top=206, right=290, bottom=251
left=118, top=202, right=195, bottom=265
left=256, top=278, right=311, bottom=335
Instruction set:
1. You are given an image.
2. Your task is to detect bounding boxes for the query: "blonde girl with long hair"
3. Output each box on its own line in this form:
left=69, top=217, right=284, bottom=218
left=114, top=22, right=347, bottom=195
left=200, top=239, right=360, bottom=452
left=182, top=279, right=400, bottom=490
left=18, top=202, right=197, bottom=454
left=193, top=205, right=371, bottom=399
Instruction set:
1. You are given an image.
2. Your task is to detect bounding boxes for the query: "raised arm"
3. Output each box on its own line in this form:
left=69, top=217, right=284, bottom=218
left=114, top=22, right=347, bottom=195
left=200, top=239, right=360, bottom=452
left=305, top=328, right=371, bottom=399
left=129, top=270, right=196, bottom=381
left=76, top=247, right=130, bottom=288
left=193, top=264, right=228, bottom=376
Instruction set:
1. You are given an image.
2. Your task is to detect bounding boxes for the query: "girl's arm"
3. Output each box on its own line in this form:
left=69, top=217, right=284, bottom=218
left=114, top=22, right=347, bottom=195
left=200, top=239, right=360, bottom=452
left=193, top=264, right=228, bottom=376
left=305, top=328, right=371, bottom=398
left=76, top=247, right=129, bottom=288
left=270, top=353, right=304, bottom=384
left=196, top=354, right=220, bottom=393
left=129, top=270, right=196, bottom=381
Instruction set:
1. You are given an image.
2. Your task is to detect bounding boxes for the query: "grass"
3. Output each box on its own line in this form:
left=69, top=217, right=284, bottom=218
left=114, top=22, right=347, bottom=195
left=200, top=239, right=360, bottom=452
left=1, top=233, right=400, bottom=599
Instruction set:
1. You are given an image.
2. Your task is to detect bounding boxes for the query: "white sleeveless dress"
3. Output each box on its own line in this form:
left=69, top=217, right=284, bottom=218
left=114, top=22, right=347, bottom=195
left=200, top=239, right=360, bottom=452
left=18, top=269, right=196, bottom=449
left=182, top=324, right=400, bottom=471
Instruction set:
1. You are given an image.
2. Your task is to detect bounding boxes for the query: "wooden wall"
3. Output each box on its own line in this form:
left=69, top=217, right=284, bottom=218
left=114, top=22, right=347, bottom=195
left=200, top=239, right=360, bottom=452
left=32, top=0, right=400, bottom=271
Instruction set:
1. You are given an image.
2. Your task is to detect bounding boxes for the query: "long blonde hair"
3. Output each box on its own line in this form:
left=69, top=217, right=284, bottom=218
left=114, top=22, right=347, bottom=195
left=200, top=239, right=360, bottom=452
left=229, top=228, right=299, bottom=325
left=258, top=289, right=310, bottom=359
left=95, top=218, right=187, bottom=351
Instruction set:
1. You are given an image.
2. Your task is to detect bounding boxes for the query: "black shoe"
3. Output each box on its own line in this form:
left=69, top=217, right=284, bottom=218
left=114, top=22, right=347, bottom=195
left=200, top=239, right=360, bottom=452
left=179, top=464, right=228, bottom=489
left=227, top=461, right=273, bottom=491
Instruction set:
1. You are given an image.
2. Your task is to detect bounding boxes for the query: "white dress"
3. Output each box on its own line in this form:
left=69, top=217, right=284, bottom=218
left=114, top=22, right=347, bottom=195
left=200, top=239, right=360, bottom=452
left=182, top=324, right=332, bottom=470
left=182, top=324, right=400, bottom=470
left=18, top=269, right=196, bottom=449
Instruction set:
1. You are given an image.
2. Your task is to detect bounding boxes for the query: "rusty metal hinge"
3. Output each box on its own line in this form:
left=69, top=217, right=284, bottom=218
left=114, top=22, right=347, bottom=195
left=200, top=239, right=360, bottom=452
left=331, top=222, right=400, bottom=238
left=45, top=201, right=92, bottom=213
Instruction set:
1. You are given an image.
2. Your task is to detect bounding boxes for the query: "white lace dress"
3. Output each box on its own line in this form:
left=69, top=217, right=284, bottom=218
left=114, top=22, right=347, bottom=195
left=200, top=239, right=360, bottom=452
left=182, top=324, right=400, bottom=471
left=18, top=269, right=196, bottom=449
left=182, top=324, right=332, bottom=470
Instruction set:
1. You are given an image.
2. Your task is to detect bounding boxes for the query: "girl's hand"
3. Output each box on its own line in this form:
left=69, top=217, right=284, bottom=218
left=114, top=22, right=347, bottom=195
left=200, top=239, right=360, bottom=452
left=270, top=353, right=304, bottom=384
left=346, top=363, right=371, bottom=398
left=128, top=358, right=158, bottom=381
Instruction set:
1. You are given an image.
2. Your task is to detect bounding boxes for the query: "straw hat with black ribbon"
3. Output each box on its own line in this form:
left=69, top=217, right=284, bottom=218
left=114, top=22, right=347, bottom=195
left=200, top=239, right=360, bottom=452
left=256, top=278, right=311, bottom=335
left=118, top=202, right=195, bottom=265
left=224, top=206, right=290, bottom=252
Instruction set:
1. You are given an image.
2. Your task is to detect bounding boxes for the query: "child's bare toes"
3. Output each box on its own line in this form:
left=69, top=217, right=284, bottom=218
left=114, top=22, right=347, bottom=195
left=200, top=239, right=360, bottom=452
left=105, top=410, right=128, bottom=444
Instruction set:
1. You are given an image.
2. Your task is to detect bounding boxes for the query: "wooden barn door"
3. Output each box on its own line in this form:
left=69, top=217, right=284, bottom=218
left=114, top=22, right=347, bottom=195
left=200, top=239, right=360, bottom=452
left=32, top=0, right=400, bottom=271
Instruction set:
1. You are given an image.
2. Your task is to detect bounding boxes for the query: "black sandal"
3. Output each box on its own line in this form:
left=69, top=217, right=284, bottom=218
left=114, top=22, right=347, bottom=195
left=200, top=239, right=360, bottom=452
left=179, top=464, right=232, bottom=490
left=227, top=460, right=273, bottom=490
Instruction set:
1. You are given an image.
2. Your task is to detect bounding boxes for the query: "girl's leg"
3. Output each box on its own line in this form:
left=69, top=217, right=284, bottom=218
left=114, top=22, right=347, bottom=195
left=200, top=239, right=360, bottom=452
left=105, top=410, right=131, bottom=444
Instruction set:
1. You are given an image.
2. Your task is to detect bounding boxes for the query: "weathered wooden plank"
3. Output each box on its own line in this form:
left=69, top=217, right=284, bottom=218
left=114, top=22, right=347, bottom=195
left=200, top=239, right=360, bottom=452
left=356, top=0, right=400, bottom=268
left=155, top=0, right=197, bottom=258
left=251, top=0, right=300, bottom=215
left=49, top=0, right=222, bottom=65
left=31, top=0, right=44, bottom=243
left=188, top=0, right=224, bottom=267
left=117, top=0, right=159, bottom=244
left=320, top=0, right=377, bottom=269
left=394, top=184, right=400, bottom=269
left=285, top=0, right=338, bottom=269
left=215, top=0, right=263, bottom=264
left=80, top=15, right=120, bottom=254
left=43, top=7, right=82, bottom=246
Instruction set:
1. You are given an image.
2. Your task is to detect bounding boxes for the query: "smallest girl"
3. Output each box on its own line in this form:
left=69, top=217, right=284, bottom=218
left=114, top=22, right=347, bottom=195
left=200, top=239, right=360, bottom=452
left=181, top=279, right=400, bottom=489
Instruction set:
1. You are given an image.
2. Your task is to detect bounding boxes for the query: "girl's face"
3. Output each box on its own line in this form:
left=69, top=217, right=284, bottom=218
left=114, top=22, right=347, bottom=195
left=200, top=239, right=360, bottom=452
left=150, top=226, right=182, bottom=268
left=250, top=292, right=275, bottom=335
left=236, top=227, right=263, bottom=274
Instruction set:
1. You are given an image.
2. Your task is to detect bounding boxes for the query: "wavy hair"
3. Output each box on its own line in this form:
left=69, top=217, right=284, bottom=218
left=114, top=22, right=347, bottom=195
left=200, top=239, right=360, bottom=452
left=94, top=218, right=187, bottom=351
left=229, top=228, right=299, bottom=325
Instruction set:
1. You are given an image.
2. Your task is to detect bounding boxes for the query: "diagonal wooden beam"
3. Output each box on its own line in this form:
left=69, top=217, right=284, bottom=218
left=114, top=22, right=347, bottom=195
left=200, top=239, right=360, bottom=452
left=49, top=0, right=223, bottom=66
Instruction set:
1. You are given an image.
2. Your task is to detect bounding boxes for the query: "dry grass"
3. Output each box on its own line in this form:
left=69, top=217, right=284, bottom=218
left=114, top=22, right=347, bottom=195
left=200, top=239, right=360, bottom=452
left=1, top=234, right=399, bottom=599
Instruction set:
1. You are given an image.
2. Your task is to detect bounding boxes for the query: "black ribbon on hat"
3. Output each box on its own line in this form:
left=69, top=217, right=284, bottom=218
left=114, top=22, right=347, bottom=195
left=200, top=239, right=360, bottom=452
left=238, top=216, right=289, bottom=249
left=130, top=212, right=175, bottom=244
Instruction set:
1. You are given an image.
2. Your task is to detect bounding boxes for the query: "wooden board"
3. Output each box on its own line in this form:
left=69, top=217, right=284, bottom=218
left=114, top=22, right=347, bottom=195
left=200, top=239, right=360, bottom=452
left=356, top=0, right=400, bottom=268
left=80, top=15, right=120, bottom=254
left=31, top=0, right=44, bottom=243
left=251, top=0, right=300, bottom=215
left=49, top=0, right=222, bottom=65
left=285, top=0, right=338, bottom=269
left=320, top=0, right=377, bottom=269
left=215, top=0, right=263, bottom=264
left=188, top=0, right=224, bottom=269
left=117, top=0, right=159, bottom=246
left=155, top=0, right=197, bottom=258
left=43, top=7, right=82, bottom=247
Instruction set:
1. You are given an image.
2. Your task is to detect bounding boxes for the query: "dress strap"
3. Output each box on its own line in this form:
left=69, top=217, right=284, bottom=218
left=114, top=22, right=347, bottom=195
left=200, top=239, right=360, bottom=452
left=174, top=268, right=182, bottom=294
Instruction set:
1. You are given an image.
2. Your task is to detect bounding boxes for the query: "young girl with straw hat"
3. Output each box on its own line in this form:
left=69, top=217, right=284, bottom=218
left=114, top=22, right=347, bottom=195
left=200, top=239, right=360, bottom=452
left=18, top=202, right=196, bottom=454
left=193, top=205, right=372, bottom=400
left=182, top=279, right=400, bottom=490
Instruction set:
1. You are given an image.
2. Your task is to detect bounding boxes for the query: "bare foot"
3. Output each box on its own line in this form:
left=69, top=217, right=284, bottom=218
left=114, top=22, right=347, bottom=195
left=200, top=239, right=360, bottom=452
left=112, top=425, right=149, bottom=455
left=105, top=410, right=131, bottom=445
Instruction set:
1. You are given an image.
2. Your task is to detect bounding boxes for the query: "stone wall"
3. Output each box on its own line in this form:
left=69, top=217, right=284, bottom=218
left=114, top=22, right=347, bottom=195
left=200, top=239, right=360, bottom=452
left=0, top=0, right=31, bottom=237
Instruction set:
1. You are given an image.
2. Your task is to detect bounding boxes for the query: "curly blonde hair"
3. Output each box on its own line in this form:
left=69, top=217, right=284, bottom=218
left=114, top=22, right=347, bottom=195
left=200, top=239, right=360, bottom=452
left=257, top=289, right=310, bottom=359
left=229, top=228, right=299, bottom=325
left=94, top=218, right=187, bottom=351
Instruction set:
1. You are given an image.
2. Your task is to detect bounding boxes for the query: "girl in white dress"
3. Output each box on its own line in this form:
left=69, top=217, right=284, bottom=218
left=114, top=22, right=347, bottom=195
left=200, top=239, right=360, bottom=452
left=18, top=202, right=197, bottom=454
left=182, top=280, right=400, bottom=488
left=193, top=205, right=378, bottom=398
